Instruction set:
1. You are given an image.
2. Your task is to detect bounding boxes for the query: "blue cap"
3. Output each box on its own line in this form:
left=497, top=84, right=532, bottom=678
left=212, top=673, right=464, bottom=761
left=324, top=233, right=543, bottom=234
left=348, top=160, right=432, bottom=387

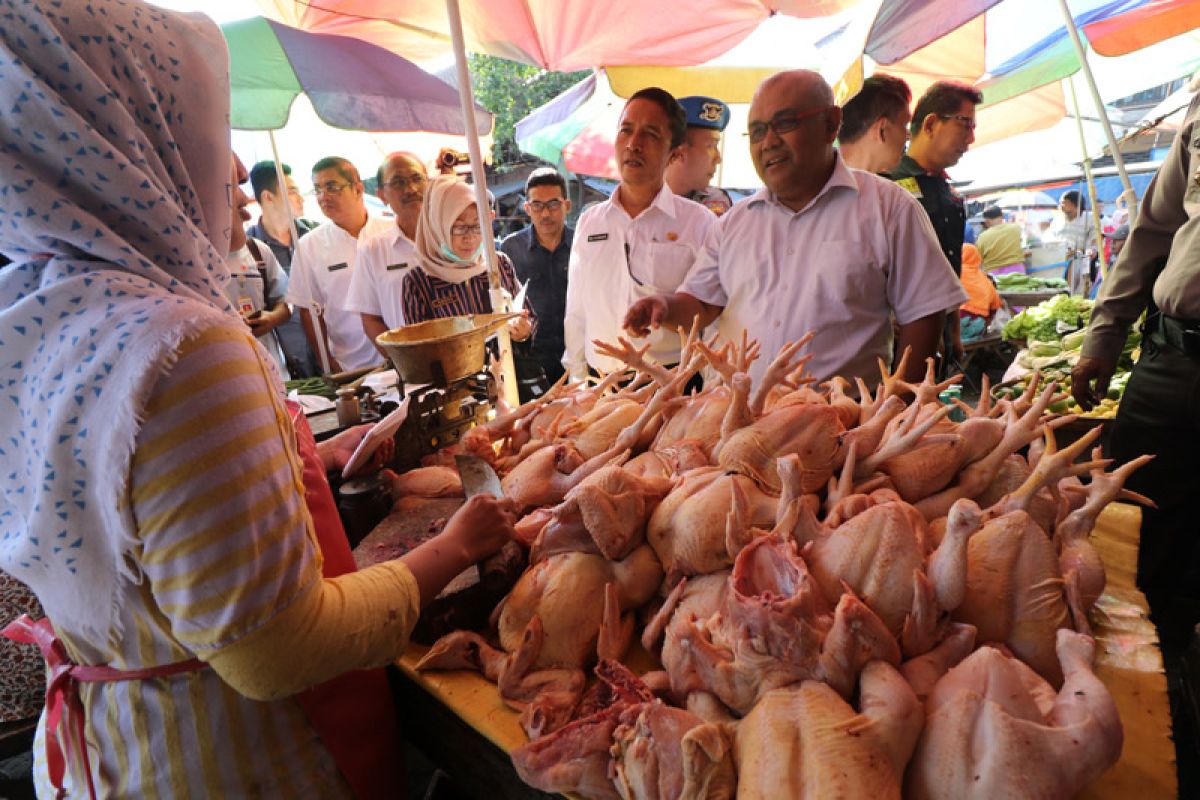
left=678, top=96, right=730, bottom=132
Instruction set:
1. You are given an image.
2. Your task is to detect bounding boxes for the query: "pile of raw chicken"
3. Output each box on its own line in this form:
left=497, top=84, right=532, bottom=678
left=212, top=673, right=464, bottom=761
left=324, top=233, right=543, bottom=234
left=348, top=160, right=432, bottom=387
left=395, top=326, right=1150, bottom=799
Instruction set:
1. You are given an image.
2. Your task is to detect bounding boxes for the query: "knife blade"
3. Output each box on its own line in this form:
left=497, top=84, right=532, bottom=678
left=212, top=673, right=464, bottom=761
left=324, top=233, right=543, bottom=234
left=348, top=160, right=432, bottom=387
left=455, top=454, right=503, bottom=499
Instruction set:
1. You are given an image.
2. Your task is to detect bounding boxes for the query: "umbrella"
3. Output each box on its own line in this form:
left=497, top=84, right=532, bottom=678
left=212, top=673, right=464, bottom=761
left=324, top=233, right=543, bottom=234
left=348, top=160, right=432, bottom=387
left=221, top=15, right=495, bottom=374
left=223, top=15, right=490, bottom=133
left=976, top=189, right=1060, bottom=208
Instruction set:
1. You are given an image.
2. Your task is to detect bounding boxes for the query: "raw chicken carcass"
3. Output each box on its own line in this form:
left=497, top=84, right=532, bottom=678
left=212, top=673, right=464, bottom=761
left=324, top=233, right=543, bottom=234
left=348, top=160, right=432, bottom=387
left=646, top=467, right=779, bottom=580
left=497, top=545, right=663, bottom=669
left=511, top=660, right=655, bottom=800
left=673, top=533, right=899, bottom=714
left=735, top=661, right=923, bottom=799
left=953, top=508, right=1071, bottom=685
left=715, top=400, right=844, bottom=494
left=610, top=701, right=736, bottom=800
left=906, top=629, right=1123, bottom=800
left=527, top=466, right=673, bottom=562
left=383, top=465, right=463, bottom=498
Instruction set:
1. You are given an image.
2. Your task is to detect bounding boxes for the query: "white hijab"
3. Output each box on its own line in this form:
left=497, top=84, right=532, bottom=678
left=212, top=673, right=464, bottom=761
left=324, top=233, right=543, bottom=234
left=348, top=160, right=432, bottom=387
left=414, top=176, right=489, bottom=284
left=0, top=1, right=234, bottom=638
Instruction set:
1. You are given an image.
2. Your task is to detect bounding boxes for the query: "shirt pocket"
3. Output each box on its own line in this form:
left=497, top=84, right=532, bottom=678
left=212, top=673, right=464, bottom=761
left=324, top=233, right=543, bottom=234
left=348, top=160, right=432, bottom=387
left=809, top=240, right=883, bottom=316
left=643, top=241, right=696, bottom=293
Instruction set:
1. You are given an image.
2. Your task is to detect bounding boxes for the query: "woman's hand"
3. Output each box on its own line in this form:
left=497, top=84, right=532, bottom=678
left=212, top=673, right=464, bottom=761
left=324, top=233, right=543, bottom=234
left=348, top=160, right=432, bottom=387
left=439, top=495, right=519, bottom=563
left=508, top=312, right=533, bottom=342
left=400, top=495, right=518, bottom=606
left=318, top=423, right=394, bottom=475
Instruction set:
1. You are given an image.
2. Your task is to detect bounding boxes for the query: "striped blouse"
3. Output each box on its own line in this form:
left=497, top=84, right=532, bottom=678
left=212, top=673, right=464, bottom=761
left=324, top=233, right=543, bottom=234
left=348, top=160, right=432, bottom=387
left=401, top=251, right=539, bottom=335
left=38, top=324, right=418, bottom=798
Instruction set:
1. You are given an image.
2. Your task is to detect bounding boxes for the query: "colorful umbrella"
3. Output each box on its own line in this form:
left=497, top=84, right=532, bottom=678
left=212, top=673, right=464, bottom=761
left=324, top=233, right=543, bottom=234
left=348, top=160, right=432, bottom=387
left=253, top=0, right=856, bottom=72
left=222, top=16, right=491, bottom=133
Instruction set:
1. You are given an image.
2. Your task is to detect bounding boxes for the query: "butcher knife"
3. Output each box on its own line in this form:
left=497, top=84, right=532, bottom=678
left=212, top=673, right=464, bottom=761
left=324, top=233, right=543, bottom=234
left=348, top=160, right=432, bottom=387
left=455, top=454, right=503, bottom=499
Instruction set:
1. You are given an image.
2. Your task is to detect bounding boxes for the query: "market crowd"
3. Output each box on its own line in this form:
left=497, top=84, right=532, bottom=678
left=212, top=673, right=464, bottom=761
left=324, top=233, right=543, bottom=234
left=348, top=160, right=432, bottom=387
left=1, top=0, right=1197, bottom=796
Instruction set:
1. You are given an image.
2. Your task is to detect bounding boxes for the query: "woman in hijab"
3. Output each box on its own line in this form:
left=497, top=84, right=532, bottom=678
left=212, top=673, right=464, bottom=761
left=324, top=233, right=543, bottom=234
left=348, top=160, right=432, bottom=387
left=0, top=3, right=515, bottom=797
left=403, top=176, right=535, bottom=341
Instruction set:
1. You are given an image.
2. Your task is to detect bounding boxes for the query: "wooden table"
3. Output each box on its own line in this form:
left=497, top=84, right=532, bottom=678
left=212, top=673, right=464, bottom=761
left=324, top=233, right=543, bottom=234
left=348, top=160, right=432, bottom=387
left=381, top=503, right=1176, bottom=798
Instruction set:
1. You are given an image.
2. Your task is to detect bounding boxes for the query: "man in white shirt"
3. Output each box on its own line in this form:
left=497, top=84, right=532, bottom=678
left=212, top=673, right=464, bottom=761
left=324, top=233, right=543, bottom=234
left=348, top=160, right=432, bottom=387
left=563, top=87, right=719, bottom=380
left=624, top=70, right=965, bottom=388
left=347, top=152, right=428, bottom=357
left=286, top=156, right=393, bottom=372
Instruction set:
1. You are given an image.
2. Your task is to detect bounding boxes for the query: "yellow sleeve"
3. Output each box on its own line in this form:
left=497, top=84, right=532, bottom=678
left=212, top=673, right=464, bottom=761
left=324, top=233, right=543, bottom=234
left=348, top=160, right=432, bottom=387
left=206, top=560, right=421, bottom=701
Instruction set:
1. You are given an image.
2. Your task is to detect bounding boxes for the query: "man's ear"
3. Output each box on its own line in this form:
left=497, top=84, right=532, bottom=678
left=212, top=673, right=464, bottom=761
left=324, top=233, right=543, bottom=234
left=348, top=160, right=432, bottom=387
left=874, top=117, right=889, bottom=143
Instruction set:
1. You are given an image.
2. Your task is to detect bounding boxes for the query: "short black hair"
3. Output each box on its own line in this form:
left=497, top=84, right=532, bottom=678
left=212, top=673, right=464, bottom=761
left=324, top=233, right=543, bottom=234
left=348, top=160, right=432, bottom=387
left=311, top=156, right=360, bottom=186
left=626, top=87, right=687, bottom=148
left=249, top=160, right=290, bottom=202
left=1061, top=189, right=1084, bottom=210
left=839, top=74, right=911, bottom=144
left=982, top=206, right=1003, bottom=220
left=911, top=81, right=984, bottom=138
left=525, top=167, right=567, bottom=197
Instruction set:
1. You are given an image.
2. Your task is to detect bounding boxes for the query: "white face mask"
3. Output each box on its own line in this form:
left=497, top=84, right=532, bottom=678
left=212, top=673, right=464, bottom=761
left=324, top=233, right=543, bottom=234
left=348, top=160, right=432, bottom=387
left=439, top=242, right=483, bottom=264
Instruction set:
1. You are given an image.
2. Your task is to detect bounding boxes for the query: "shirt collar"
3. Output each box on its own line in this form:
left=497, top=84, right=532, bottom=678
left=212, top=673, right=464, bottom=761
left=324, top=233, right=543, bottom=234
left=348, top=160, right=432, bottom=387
left=746, top=151, right=859, bottom=214
left=608, top=182, right=679, bottom=222
left=524, top=223, right=573, bottom=252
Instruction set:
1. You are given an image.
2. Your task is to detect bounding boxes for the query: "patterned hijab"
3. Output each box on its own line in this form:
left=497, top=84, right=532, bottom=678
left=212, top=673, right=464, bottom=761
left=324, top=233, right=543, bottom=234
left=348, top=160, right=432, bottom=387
left=414, top=175, right=489, bottom=284
left=0, top=0, right=233, bottom=638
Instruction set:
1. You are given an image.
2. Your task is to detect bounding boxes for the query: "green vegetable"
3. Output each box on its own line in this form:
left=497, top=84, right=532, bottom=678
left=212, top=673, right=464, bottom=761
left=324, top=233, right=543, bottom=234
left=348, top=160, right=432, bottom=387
left=1028, top=341, right=1062, bottom=357
left=1002, top=294, right=1093, bottom=342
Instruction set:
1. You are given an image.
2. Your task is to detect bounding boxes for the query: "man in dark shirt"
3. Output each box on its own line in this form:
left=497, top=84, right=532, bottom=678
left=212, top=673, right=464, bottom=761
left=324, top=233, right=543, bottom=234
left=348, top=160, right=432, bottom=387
left=500, top=167, right=574, bottom=385
left=887, top=81, right=981, bottom=367
left=246, top=160, right=320, bottom=377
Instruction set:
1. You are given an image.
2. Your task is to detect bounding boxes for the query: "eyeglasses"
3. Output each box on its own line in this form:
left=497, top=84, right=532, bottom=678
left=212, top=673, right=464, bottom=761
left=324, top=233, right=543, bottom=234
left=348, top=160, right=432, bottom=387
left=937, top=114, right=977, bottom=131
left=450, top=223, right=482, bottom=237
left=313, top=181, right=352, bottom=196
left=745, top=106, right=832, bottom=143
left=527, top=199, right=563, bottom=213
left=383, top=175, right=426, bottom=191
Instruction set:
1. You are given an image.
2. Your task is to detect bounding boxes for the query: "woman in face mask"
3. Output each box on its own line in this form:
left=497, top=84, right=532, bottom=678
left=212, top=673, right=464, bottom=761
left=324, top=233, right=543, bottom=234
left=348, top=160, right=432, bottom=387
left=404, top=176, right=535, bottom=341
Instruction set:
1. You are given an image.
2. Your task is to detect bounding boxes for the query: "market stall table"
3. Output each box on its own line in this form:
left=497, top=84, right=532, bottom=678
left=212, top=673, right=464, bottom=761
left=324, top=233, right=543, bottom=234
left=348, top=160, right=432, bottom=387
left=357, top=501, right=1176, bottom=798
left=1000, top=287, right=1069, bottom=309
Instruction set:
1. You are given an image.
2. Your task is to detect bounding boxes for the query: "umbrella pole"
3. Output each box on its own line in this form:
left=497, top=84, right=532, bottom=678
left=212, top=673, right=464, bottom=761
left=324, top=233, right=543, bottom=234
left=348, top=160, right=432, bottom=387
left=1066, top=75, right=1107, bottom=280
left=268, top=129, right=331, bottom=375
left=445, top=0, right=519, bottom=409
left=1055, top=0, right=1139, bottom=221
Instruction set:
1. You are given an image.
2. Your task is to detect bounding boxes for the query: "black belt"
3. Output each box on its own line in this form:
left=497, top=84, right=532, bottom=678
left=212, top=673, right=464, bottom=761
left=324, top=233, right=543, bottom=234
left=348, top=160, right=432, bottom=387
left=1155, top=314, right=1200, bottom=358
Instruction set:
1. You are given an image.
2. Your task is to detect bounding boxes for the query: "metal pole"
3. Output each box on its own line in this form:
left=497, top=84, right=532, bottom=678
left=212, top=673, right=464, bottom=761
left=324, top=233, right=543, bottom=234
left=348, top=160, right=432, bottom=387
left=1066, top=75, right=1107, bottom=280
left=1055, top=0, right=1139, bottom=220
left=267, top=130, right=302, bottom=254
left=269, top=129, right=331, bottom=374
left=445, top=0, right=519, bottom=408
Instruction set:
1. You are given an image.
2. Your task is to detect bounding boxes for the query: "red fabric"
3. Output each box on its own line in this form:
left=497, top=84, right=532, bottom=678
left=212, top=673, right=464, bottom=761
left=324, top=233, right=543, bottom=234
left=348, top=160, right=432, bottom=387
left=2, top=614, right=204, bottom=800
left=288, top=401, right=406, bottom=800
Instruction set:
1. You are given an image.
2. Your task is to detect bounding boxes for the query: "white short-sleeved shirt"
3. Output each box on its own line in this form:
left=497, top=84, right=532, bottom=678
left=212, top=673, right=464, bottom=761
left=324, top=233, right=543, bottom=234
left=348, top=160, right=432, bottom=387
left=347, top=225, right=417, bottom=330
left=286, top=215, right=394, bottom=370
left=680, top=154, right=967, bottom=387
left=563, top=183, right=718, bottom=378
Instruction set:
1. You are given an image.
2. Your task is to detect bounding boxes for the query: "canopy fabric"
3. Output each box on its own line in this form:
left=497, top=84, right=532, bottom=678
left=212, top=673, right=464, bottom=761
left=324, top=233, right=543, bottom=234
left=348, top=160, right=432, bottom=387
left=223, top=16, right=491, bottom=133
left=255, top=0, right=854, bottom=72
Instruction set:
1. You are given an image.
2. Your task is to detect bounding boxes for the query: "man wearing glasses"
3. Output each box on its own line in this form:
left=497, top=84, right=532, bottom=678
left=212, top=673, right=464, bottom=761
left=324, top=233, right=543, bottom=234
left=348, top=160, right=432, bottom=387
left=500, top=167, right=574, bottom=384
left=887, top=81, right=983, bottom=368
left=348, top=152, right=428, bottom=357
left=563, top=87, right=719, bottom=382
left=286, top=156, right=393, bottom=373
left=625, top=70, right=964, bottom=388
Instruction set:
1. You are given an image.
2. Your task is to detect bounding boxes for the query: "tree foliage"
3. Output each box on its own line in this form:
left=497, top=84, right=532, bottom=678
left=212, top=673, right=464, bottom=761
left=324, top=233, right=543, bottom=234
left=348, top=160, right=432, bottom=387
left=468, top=54, right=588, bottom=168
